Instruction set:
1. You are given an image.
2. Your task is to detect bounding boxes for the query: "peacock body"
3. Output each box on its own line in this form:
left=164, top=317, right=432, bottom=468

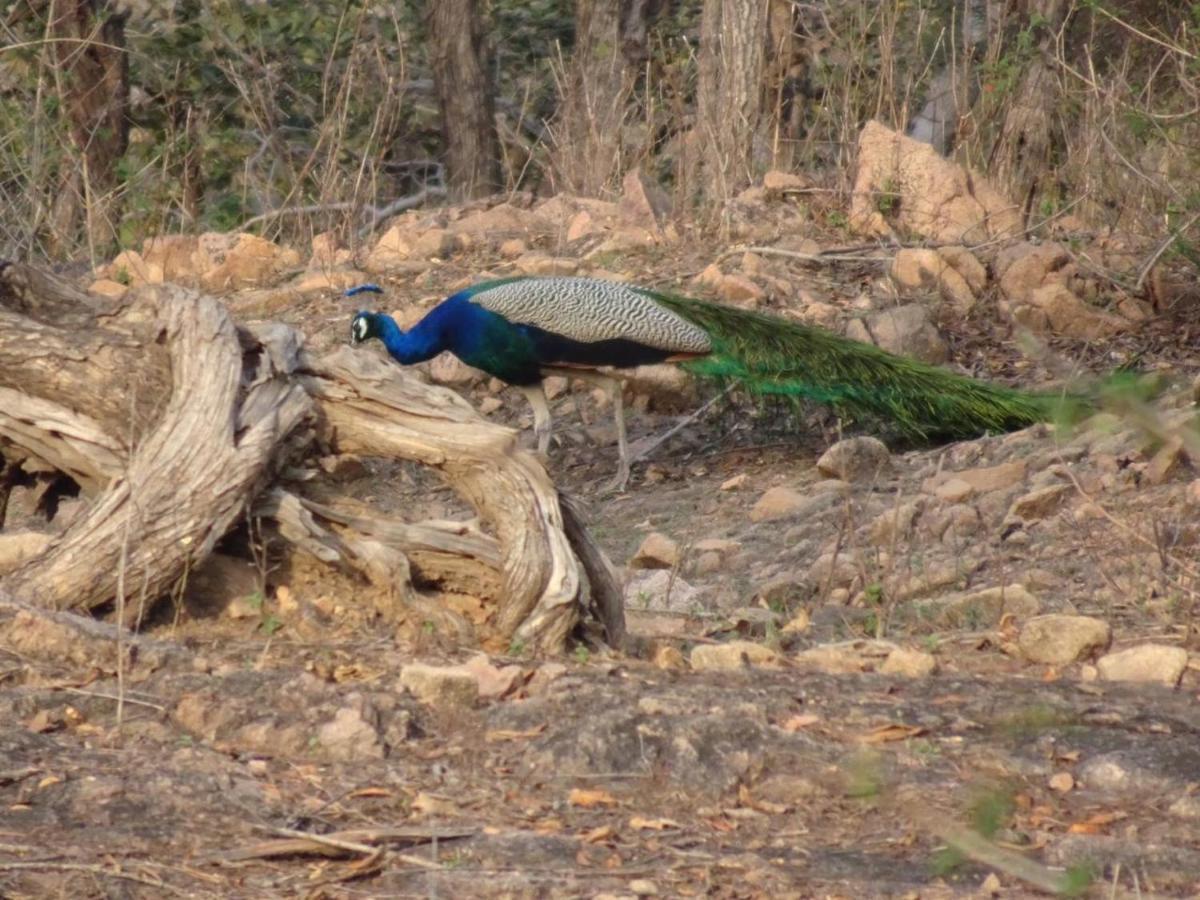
left=350, top=276, right=1058, bottom=484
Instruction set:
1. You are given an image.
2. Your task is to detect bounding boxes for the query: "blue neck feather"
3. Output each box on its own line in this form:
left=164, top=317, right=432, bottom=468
left=376, top=311, right=445, bottom=365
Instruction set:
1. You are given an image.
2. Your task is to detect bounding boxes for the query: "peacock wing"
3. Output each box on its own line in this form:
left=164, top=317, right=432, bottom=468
left=467, top=277, right=712, bottom=354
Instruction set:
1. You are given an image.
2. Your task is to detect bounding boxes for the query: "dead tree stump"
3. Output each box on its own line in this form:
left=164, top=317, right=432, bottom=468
left=0, top=261, right=624, bottom=655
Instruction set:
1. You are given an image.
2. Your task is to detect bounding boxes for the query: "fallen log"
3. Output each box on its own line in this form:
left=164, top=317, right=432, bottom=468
left=0, top=262, right=623, bottom=654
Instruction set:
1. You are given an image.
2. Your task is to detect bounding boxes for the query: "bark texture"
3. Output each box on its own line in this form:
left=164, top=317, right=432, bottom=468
left=0, top=263, right=624, bottom=653
left=426, top=0, right=501, bottom=200
left=695, top=0, right=771, bottom=207
left=46, top=0, right=130, bottom=254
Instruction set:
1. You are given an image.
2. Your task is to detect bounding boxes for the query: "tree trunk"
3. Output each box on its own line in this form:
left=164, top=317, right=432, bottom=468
left=0, top=263, right=624, bottom=654
left=988, top=0, right=1070, bottom=220
left=694, top=0, right=771, bottom=211
left=46, top=0, right=130, bottom=256
left=907, top=0, right=991, bottom=155
left=426, top=0, right=501, bottom=200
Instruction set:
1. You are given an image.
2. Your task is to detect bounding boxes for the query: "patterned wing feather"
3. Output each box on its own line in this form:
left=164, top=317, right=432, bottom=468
left=468, top=277, right=712, bottom=354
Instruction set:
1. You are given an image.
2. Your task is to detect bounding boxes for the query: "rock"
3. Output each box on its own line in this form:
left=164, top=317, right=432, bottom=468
left=849, top=120, right=1022, bottom=244
left=932, top=584, right=1041, bottom=627
left=693, top=538, right=741, bottom=556
left=201, top=233, right=301, bottom=291
left=749, top=486, right=806, bottom=522
left=925, top=461, right=1026, bottom=495
left=816, top=436, right=891, bottom=481
left=793, top=639, right=896, bottom=674
left=868, top=500, right=924, bottom=545
left=101, top=249, right=163, bottom=287
left=450, top=203, right=537, bottom=238
left=88, top=278, right=129, bottom=299
left=514, top=253, right=578, bottom=276
left=1026, top=283, right=1127, bottom=339
left=1048, top=772, right=1075, bottom=793
left=1145, top=435, right=1186, bottom=486
left=995, top=242, right=1128, bottom=338
left=690, top=641, right=780, bottom=671
left=429, top=354, right=482, bottom=385
left=309, top=231, right=350, bottom=268
left=457, top=653, right=525, bottom=699
left=290, top=269, right=368, bottom=294
left=762, top=170, right=809, bottom=193
left=542, top=375, right=568, bottom=400
left=317, top=705, right=385, bottom=761
left=879, top=646, right=937, bottom=677
left=1018, top=615, right=1111, bottom=665
left=410, top=227, right=456, bottom=259
left=845, top=303, right=949, bottom=364
left=716, top=274, right=765, bottom=304
left=996, top=241, right=1068, bottom=304
left=498, top=238, right=527, bottom=258
left=889, top=248, right=978, bottom=312
left=1096, top=644, right=1188, bottom=686
left=936, top=245, right=987, bottom=294
left=720, top=473, right=749, bottom=491
left=696, top=263, right=725, bottom=290
left=932, top=477, right=973, bottom=503
left=625, top=569, right=700, bottom=613
left=1008, top=484, right=1072, bottom=521
left=630, top=532, right=680, bottom=569
left=399, top=663, right=479, bottom=708
left=693, top=551, right=723, bottom=575
left=566, top=210, right=604, bottom=242
left=618, top=169, right=671, bottom=232
left=142, top=234, right=208, bottom=283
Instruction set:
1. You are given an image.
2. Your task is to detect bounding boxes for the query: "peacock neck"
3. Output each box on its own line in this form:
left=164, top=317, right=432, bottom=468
left=377, top=313, right=444, bottom=365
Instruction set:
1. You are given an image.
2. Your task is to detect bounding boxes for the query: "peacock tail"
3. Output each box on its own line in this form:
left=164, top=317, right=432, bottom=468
left=644, top=290, right=1063, bottom=441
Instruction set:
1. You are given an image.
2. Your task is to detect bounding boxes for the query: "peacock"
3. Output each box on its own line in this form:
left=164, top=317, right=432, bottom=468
left=348, top=276, right=1061, bottom=487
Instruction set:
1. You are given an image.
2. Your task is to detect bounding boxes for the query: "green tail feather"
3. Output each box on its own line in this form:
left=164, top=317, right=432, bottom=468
left=646, top=291, right=1072, bottom=441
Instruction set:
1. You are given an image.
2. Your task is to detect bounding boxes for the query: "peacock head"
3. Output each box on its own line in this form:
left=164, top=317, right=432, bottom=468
left=350, top=311, right=384, bottom=345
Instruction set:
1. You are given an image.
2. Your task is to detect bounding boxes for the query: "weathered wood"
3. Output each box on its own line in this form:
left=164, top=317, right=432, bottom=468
left=2, top=288, right=310, bottom=622
left=301, top=348, right=583, bottom=651
left=0, top=264, right=623, bottom=652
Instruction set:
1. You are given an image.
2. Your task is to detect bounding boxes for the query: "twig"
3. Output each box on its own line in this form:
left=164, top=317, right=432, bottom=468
left=0, top=862, right=183, bottom=893
left=237, top=185, right=448, bottom=233
left=57, top=687, right=166, bottom=712
left=213, top=825, right=475, bottom=864
left=1135, top=209, right=1200, bottom=293
left=629, top=385, right=735, bottom=464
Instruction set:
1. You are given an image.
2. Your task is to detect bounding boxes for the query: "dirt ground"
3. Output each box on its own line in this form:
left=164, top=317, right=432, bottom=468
left=4, top=238, right=1200, bottom=899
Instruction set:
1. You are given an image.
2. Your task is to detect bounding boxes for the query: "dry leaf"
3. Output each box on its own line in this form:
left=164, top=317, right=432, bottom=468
left=1048, top=772, right=1074, bottom=793
left=582, top=825, right=616, bottom=844
left=780, top=713, right=820, bottom=732
left=460, top=653, right=525, bottom=699
left=628, top=815, right=681, bottom=831
left=568, top=788, right=618, bottom=808
left=861, top=723, right=926, bottom=744
left=348, top=787, right=393, bottom=799
left=485, top=724, right=546, bottom=743
left=410, top=792, right=458, bottom=817
left=1067, top=810, right=1126, bottom=834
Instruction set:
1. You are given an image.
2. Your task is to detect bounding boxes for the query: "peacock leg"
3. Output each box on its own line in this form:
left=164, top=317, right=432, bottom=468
left=517, top=383, right=553, bottom=454
left=546, top=368, right=630, bottom=491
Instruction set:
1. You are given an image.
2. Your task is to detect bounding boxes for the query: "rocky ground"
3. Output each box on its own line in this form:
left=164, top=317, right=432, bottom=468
left=5, top=127, right=1200, bottom=897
